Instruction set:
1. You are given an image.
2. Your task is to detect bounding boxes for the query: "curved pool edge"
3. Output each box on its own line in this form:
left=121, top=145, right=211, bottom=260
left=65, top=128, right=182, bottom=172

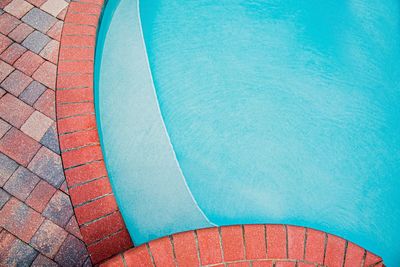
left=95, top=0, right=214, bottom=244
left=56, top=0, right=132, bottom=264
left=54, top=0, right=387, bottom=265
left=100, top=224, right=384, bottom=267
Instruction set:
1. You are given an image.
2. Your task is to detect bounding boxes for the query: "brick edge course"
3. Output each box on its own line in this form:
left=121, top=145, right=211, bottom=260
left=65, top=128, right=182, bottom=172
left=56, top=0, right=132, bottom=264
left=100, top=225, right=384, bottom=267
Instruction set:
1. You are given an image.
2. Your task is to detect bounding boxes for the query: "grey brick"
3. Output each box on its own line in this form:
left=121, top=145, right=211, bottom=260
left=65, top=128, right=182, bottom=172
left=2, top=235, right=38, bottom=267
left=0, top=152, right=18, bottom=187
left=43, top=191, right=74, bottom=227
left=30, top=220, right=68, bottom=258
left=22, top=30, right=51, bottom=53
left=55, top=235, right=89, bottom=267
left=40, top=123, right=60, bottom=154
left=21, top=8, right=57, bottom=33
left=4, top=166, right=40, bottom=201
left=0, top=118, right=11, bottom=138
left=19, top=81, right=46, bottom=105
left=0, top=188, right=10, bottom=209
left=27, top=147, right=65, bottom=188
left=31, top=254, right=58, bottom=267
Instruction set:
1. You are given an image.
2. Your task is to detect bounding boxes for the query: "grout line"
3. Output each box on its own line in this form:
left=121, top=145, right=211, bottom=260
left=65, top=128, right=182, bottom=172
left=73, top=192, right=112, bottom=208
left=322, top=233, right=327, bottom=265
left=303, top=228, right=308, bottom=260
left=341, top=241, right=348, bottom=267
left=146, top=243, right=156, bottom=267
left=194, top=230, right=202, bottom=266
left=169, top=235, right=178, bottom=267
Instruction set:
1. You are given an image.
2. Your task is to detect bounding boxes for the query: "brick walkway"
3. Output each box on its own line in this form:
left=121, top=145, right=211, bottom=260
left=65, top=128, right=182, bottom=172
left=101, top=225, right=384, bottom=267
left=0, top=0, right=91, bottom=265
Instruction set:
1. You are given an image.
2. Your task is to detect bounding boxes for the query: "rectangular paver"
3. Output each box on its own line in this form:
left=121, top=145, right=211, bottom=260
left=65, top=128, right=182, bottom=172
left=21, top=7, right=57, bottom=33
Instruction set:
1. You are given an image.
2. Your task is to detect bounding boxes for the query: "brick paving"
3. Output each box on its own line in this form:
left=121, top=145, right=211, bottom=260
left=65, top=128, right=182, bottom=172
left=0, top=0, right=91, bottom=265
left=101, top=225, right=384, bottom=267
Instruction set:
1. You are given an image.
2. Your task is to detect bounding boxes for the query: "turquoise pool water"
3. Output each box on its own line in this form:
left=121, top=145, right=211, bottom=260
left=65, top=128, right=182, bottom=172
left=95, top=0, right=400, bottom=265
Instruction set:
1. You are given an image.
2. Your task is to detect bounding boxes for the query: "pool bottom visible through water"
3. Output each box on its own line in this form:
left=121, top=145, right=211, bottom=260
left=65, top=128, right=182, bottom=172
left=96, top=0, right=400, bottom=266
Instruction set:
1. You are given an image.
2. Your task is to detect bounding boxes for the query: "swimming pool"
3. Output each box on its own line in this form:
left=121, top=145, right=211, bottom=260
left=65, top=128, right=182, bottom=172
left=95, top=0, right=400, bottom=265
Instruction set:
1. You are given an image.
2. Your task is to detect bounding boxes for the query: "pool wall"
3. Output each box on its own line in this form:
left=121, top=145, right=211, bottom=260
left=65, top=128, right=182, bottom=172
left=56, top=0, right=132, bottom=264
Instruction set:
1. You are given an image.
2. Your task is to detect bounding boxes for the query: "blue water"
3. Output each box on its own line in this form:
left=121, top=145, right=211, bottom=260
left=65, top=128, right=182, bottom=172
left=96, top=0, right=400, bottom=265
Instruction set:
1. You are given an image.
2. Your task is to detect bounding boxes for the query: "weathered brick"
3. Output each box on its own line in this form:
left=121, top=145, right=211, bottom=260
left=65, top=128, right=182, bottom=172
left=0, top=188, right=10, bottom=209
left=221, top=225, right=244, bottom=261
left=8, top=23, right=34, bottom=43
left=0, top=152, right=18, bottom=186
left=61, top=144, right=102, bottom=168
left=64, top=160, right=107, bottom=186
left=287, top=225, right=305, bottom=260
left=31, top=254, right=58, bottom=266
left=266, top=224, right=286, bottom=259
left=173, top=231, right=200, bottom=267
left=26, top=179, right=56, bottom=212
left=0, top=197, right=44, bottom=242
left=65, top=215, right=82, bottom=239
left=4, top=0, right=33, bottom=18
left=0, top=93, right=34, bottom=127
left=22, top=30, right=50, bottom=53
left=0, top=42, right=26, bottom=64
left=4, top=166, right=40, bottom=201
left=21, top=110, right=53, bottom=141
left=57, top=102, right=94, bottom=119
left=197, top=227, right=222, bottom=265
left=19, top=80, right=46, bottom=105
left=43, top=190, right=74, bottom=227
left=57, top=114, right=96, bottom=134
left=34, top=89, right=55, bottom=119
left=69, top=177, right=112, bottom=206
left=80, top=211, right=124, bottom=244
left=0, top=69, right=32, bottom=96
left=244, top=224, right=266, bottom=260
left=0, top=230, right=38, bottom=266
left=0, top=13, right=20, bottom=35
left=59, top=129, right=98, bottom=152
left=55, top=234, right=89, bottom=266
left=123, top=245, right=153, bottom=267
left=304, top=229, right=325, bottom=264
left=30, top=219, right=68, bottom=258
left=39, top=39, right=59, bottom=64
left=46, top=20, right=63, bottom=41
left=40, top=123, right=60, bottom=154
left=13, top=50, right=44, bottom=75
left=28, top=146, right=64, bottom=187
left=0, top=127, right=40, bottom=166
left=74, top=195, right=118, bottom=225
left=87, top=229, right=132, bottom=264
left=41, top=0, right=68, bottom=17
left=0, top=60, right=14, bottom=82
left=344, top=242, right=364, bottom=267
left=149, top=236, right=175, bottom=267
left=33, top=61, right=56, bottom=89
left=22, top=8, right=57, bottom=32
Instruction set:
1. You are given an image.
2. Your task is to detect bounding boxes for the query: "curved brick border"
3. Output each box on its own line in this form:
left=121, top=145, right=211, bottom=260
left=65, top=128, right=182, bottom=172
left=101, top=225, right=384, bottom=267
left=56, top=0, right=132, bottom=264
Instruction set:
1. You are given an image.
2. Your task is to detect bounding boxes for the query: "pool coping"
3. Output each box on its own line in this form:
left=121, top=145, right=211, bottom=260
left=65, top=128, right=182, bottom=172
left=56, top=0, right=132, bottom=264
left=100, top=224, right=384, bottom=267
